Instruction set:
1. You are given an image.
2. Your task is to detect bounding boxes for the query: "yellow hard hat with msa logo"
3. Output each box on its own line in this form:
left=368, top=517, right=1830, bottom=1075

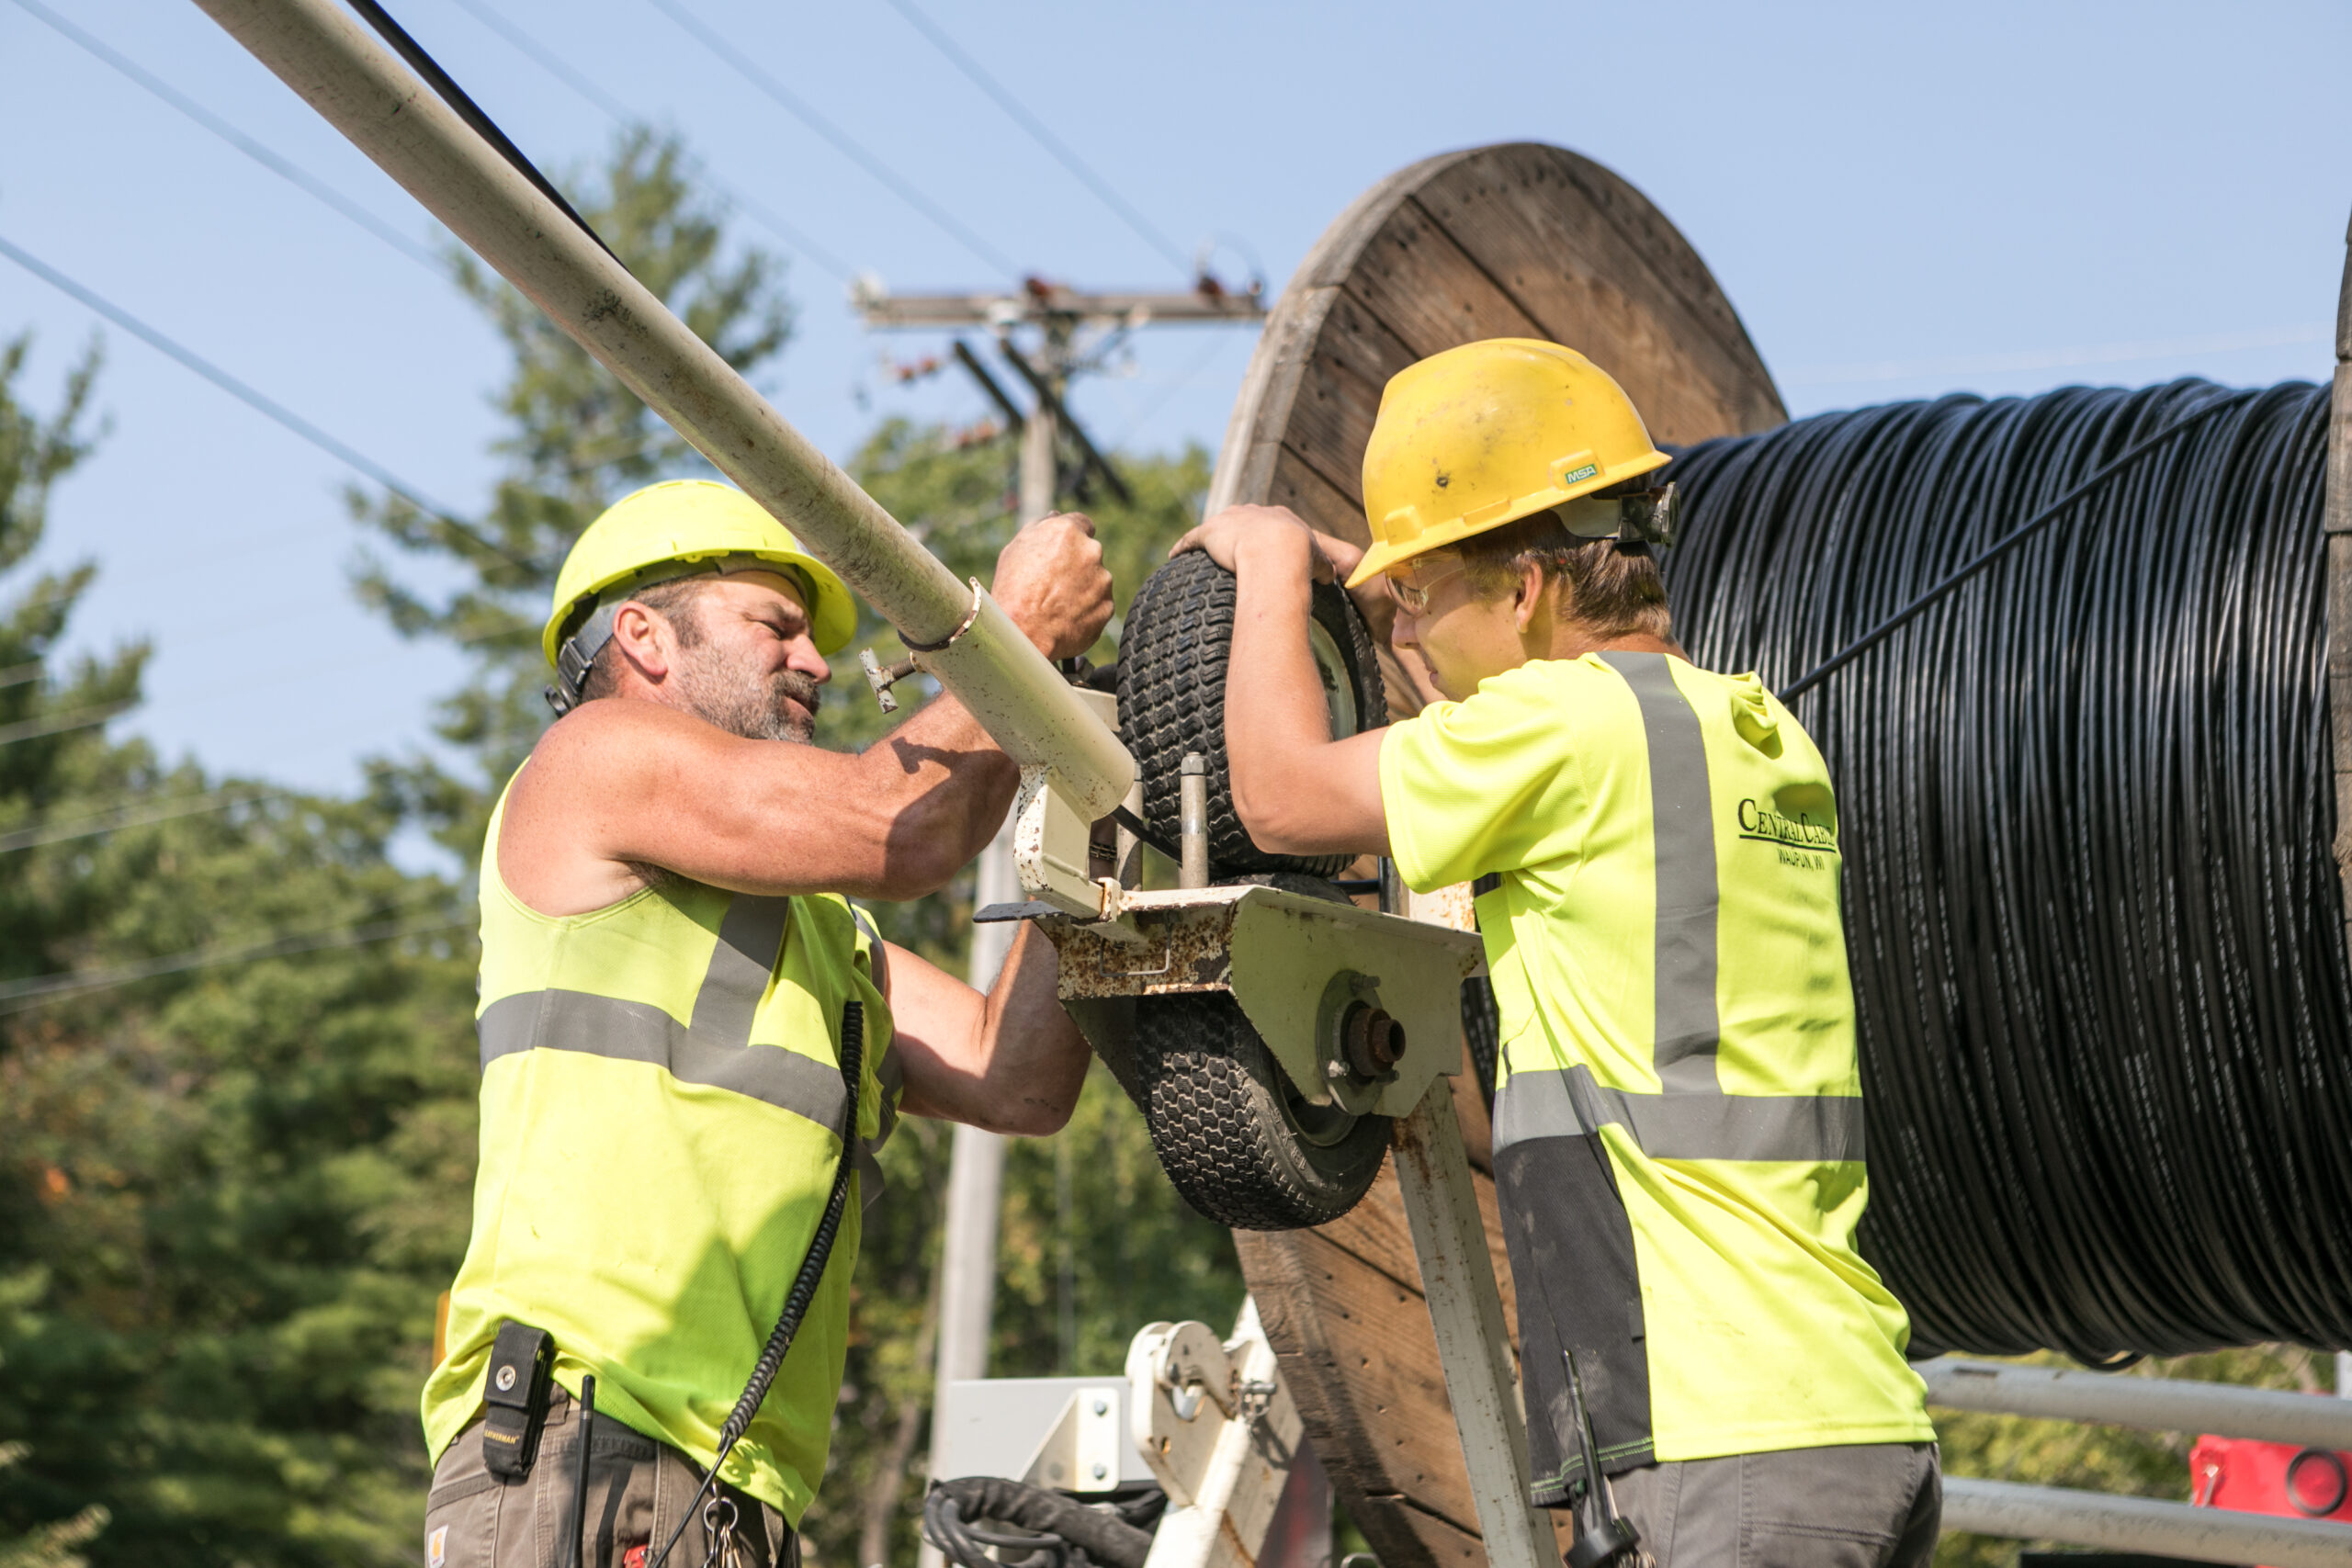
left=1348, top=338, right=1676, bottom=589
left=542, top=479, right=858, bottom=714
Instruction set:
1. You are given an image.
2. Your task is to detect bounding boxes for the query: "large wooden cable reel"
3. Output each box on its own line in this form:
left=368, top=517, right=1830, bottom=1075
left=1187, top=142, right=1786, bottom=1568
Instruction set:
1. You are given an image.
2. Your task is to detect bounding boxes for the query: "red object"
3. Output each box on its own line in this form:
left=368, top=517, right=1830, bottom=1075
left=2189, top=1433, right=2352, bottom=1523
left=623, top=1548, right=648, bottom=1568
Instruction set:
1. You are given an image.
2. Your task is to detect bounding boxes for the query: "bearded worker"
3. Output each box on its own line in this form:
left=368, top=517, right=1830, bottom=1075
left=1176, top=341, right=1937, bottom=1568
left=419, top=479, right=1113, bottom=1568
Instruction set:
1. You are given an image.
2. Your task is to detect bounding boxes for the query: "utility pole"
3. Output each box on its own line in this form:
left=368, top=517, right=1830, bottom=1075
left=859, top=276, right=1261, bottom=1551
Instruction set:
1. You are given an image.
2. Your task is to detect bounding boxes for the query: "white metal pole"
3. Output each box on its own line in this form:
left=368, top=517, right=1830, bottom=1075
left=192, top=0, right=1134, bottom=821
left=1920, top=1358, right=2352, bottom=1449
left=1941, top=1476, right=2352, bottom=1568
left=922, top=362, right=1064, bottom=1568
left=2336, top=1349, right=2351, bottom=1399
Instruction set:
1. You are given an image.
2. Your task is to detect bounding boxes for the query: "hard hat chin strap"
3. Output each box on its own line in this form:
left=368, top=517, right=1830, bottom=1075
left=547, top=602, right=623, bottom=716
left=543, top=553, right=811, bottom=716
left=1555, top=481, right=1679, bottom=549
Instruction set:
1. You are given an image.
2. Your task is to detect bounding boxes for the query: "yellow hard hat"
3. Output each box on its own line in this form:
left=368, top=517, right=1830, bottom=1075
left=1349, top=338, right=1670, bottom=588
left=543, top=479, right=859, bottom=677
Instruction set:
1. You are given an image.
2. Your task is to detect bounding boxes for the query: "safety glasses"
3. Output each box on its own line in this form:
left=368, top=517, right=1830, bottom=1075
left=1383, top=559, right=1466, bottom=617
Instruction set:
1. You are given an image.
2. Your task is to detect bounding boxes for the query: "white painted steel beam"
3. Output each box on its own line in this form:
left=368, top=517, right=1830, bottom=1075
left=1942, top=1476, right=2352, bottom=1568
left=1922, top=1358, right=2352, bottom=1449
left=193, top=0, right=1135, bottom=820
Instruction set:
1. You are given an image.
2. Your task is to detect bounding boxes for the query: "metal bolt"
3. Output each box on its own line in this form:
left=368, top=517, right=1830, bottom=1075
left=1178, top=753, right=1210, bottom=889
left=1091, top=1463, right=1109, bottom=1481
left=1341, top=1002, right=1406, bottom=1078
left=1092, top=1398, right=1110, bottom=1416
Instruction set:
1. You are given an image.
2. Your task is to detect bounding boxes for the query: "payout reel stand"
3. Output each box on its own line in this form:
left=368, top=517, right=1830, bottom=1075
left=988, top=685, right=1561, bottom=1568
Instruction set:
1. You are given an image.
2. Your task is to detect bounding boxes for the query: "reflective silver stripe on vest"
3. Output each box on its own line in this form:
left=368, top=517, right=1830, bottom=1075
left=480, top=895, right=883, bottom=1186
left=1491, top=1060, right=1866, bottom=1163
left=1490, top=652, right=1865, bottom=1164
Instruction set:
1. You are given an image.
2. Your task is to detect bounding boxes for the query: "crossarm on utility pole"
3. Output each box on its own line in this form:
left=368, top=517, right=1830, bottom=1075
left=1390, top=1077, right=1559, bottom=1568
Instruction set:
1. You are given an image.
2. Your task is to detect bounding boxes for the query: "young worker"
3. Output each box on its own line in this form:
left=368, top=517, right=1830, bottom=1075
left=420, top=479, right=1112, bottom=1568
left=1174, top=340, right=1939, bottom=1568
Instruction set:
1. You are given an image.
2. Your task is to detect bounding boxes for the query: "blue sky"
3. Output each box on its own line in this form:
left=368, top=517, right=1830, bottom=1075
left=2, top=0, right=2346, bottom=819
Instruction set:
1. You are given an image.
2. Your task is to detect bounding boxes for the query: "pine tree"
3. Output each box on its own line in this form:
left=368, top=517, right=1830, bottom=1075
left=351, top=125, right=791, bottom=862
left=334, top=125, right=1251, bottom=1568
left=0, top=329, right=477, bottom=1565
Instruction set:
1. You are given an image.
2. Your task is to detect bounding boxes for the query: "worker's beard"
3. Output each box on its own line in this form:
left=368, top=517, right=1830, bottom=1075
left=675, top=644, right=822, bottom=744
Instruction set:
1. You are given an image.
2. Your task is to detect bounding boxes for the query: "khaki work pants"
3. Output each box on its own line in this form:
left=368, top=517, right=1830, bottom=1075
left=1573, top=1441, right=1940, bottom=1568
left=425, top=1388, right=794, bottom=1568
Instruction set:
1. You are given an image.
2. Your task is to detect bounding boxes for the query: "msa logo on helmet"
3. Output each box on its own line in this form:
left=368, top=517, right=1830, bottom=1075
left=1558, top=463, right=1600, bottom=487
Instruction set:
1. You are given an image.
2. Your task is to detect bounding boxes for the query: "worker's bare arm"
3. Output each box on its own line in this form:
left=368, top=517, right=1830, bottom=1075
left=883, top=928, right=1091, bottom=1135
left=502, top=512, right=1112, bottom=913
left=1170, top=506, right=1392, bottom=859
left=511, top=694, right=1016, bottom=904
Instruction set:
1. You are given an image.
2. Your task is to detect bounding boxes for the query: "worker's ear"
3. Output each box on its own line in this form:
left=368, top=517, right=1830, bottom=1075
left=1513, top=559, right=1552, bottom=636
left=609, top=600, right=676, bottom=682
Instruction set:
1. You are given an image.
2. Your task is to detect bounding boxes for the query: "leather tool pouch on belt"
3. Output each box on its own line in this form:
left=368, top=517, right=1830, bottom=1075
left=481, top=1320, right=557, bottom=1480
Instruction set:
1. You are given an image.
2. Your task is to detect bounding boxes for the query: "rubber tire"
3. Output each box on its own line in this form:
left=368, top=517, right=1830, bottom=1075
left=1117, top=550, right=1385, bottom=879
left=1132, top=992, right=1391, bottom=1231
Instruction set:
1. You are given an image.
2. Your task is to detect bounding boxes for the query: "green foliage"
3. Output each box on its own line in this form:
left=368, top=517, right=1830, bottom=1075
left=797, top=418, right=1242, bottom=1568
left=1931, top=1345, right=2335, bottom=1567
left=327, top=114, right=1239, bottom=1566
left=0, top=1440, right=105, bottom=1568
left=0, top=333, right=477, bottom=1566
left=350, top=125, right=793, bottom=861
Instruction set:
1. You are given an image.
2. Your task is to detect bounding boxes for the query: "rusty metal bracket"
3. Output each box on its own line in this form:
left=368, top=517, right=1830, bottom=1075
left=1038, top=883, right=1482, bottom=1119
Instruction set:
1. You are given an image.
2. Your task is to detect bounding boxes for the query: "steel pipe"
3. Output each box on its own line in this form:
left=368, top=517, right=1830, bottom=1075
left=193, top=0, right=1134, bottom=819
left=1922, top=1358, right=2352, bottom=1450
left=1941, top=1477, right=2352, bottom=1568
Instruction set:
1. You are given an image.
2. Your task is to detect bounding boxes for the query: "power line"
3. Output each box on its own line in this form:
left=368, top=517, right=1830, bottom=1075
left=0, top=701, right=136, bottom=749
left=7, top=0, right=445, bottom=274
left=0, top=786, right=288, bottom=855
left=876, top=0, right=1191, bottom=277
left=639, top=0, right=1022, bottom=277
left=442, top=0, right=855, bottom=283
left=0, top=907, right=474, bottom=1016
left=1110, top=333, right=1238, bottom=448
left=0, top=230, right=542, bottom=576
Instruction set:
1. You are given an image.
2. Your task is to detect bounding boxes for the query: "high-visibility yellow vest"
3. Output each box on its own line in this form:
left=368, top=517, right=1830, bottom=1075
left=420, top=781, right=896, bottom=1522
left=1382, top=651, right=1931, bottom=1495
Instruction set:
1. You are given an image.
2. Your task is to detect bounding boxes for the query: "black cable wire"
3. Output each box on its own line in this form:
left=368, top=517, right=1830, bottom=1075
left=1661, top=378, right=2352, bottom=1361
left=438, top=0, right=855, bottom=284
left=342, top=0, right=620, bottom=265
left=922, top=1477, right=1158, bottom=1568
left=876, top=0, right=1193, bottom=277
left=639, top=0, right=1022, bottom=277
left=0, top=229, right=543, bottom=577
left=647, top=999, right=866, bottom=1568
left=10, top=0, right=444, bottom=272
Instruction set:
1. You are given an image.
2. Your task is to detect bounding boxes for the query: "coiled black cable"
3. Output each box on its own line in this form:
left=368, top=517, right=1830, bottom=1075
left=649, top=999, right=865, bottom=1568
left=1661, top=379, right=2352, bottom=1361
left=922, top=1477, right=1159, bottom=1568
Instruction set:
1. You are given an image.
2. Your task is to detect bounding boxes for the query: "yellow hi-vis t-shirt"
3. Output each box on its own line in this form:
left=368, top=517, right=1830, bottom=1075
left=1380, top=651, right=1930, bottom=1489
left=420, top=783, right=897, bottom=1522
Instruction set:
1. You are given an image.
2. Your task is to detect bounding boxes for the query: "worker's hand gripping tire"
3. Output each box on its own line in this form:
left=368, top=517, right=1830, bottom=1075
left=1114, top=549, right=1391, bottom=1230
left=1117, top=549, right=1382, bottom=877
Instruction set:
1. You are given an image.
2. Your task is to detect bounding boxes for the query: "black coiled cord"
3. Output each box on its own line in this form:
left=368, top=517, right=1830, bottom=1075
left=922, top=1477, right=1159, bottom=1568
left=1663, top=379, right=2352, bottom=1361
left=650, top=1000, right=865, bottom=1568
